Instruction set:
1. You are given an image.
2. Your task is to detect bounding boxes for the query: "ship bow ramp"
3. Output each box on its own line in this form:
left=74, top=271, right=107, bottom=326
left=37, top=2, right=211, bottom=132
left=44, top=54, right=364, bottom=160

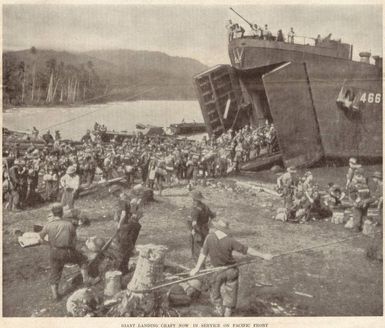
left=194, top=59, right=382, bottom=170
left=261, top=62, right=324, bottom=168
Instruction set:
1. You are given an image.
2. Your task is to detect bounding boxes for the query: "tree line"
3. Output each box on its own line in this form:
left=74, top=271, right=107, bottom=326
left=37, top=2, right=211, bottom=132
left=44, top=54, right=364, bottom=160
left=3, top=47, right=108, bottom=108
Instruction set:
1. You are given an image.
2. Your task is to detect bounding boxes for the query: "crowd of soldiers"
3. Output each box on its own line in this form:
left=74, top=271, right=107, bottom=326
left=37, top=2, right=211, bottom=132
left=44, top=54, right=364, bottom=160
left=35, top=183, right=270, bottom=317
left=226, top=20, right=335, bottom=46
left=4, top=123, right=381, bottom=317
left=275, top=158, right=383, bottom=233
left=186, top=158, right=382, bottom=317
left=2, top=122, right=277, bottom=211
left=2, top=122, right=277, bottom=316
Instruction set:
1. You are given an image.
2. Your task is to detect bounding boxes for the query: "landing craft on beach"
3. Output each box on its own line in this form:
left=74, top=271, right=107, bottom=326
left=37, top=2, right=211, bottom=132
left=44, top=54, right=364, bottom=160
left=194, top=8, right=382, bottom=171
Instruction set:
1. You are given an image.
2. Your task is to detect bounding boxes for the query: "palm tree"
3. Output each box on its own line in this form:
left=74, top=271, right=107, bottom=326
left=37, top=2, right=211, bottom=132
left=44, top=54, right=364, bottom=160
left=87, top=60, right=94, bottom=85
left=30, top=46, right=37, bottom=103
left=17, top=61, right=26, bottom=103
left=45, top=58, right=57, bottom=103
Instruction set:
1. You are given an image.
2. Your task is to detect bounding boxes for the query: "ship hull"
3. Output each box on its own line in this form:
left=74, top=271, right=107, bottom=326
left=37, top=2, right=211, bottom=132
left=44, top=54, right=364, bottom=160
left=194, top=38, right=382, bottom=169
left=229, top=38, right=352, bottom=70
left=229, top=39, right=382, bottom=167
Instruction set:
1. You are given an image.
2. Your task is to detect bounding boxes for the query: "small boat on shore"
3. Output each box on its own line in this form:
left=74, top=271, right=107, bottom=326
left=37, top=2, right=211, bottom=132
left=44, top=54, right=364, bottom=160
left=95, top=126, right=165, bottom=143
left=240, top=152, right=282, bottom=172
left=167, top=122, right=206, bottom=135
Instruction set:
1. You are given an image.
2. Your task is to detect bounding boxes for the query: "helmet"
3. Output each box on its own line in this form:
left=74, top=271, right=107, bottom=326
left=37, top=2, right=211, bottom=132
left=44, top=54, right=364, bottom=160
left=187, top=279, right=202, bottom=292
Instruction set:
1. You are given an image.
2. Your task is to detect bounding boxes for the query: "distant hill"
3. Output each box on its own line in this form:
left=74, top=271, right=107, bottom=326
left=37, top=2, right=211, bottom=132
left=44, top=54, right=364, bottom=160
left=2, top=48, right=208, bottom=107
left=84, top=49, right=208, bottom=100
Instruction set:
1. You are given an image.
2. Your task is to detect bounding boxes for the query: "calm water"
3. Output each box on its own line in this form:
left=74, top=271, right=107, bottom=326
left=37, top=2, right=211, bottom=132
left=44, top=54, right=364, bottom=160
left=3, top=100, right=203, bottom=140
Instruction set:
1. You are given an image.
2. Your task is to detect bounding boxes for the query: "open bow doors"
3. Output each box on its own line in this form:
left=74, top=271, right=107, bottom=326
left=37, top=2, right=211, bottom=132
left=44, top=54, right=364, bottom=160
left=262, top=62, right=324, bottom=168
left=194, top=65, right=244, bottom=137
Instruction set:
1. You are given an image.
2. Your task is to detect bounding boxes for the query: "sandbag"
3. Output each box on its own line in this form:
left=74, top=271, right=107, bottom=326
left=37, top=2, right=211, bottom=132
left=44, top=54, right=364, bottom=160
left=344, top=209, right=352, bottom=222
left=270, top=165, right=283, bottom=173
left=275, top=208, right=287, bottom=222
left=331, top=211, right=344, bottom=224
left=295, top=208, right=307, bottom=220
left=368, top=208, right=380, bottom=218
left=362, top=219, right=376, bottom=236
left=43, top=174, right=57, bottom=181
left=156, top=168, right=167, bottom=176
left=133, top=184, right=144, bottom=192
left=124, top=165, right=133, bottom=173
left=18, top=232, right=41, bottom=248
left=66, top=287, right=100, bottom=317
left=226, top=163, right=236, bottom=174
left=95, top=167, right=103, bottom=175
left=344, top=217, right=354, bottom=229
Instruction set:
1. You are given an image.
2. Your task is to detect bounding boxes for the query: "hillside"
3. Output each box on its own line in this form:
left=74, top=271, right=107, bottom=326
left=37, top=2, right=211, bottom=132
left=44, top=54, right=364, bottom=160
left=85, top=49, right=208, bottom=101
left=2, top=48, right=208, bottom=107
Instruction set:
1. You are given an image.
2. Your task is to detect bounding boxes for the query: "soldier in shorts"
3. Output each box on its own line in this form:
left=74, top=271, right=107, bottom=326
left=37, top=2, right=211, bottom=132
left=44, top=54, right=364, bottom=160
left=39, top=203, right=95, bottom=300
left=190, top=219, right=272, bottom=316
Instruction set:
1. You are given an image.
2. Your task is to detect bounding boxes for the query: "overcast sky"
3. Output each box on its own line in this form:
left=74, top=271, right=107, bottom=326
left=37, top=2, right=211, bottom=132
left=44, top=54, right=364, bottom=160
left=3, top=4, right=382, bottom=66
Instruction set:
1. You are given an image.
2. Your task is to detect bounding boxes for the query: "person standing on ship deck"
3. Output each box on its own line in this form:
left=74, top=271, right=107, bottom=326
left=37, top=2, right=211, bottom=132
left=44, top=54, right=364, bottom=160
left=288, top=27, right=295, bottom=43
left=262, top=24, right=272, bottom=40
left=226, top=20, right=234, bottom=42
left=277, top=29, right=285, bottom=42
left=233, top=24, right=245, bottom=39
left=248, top=24, right=261, bottom=38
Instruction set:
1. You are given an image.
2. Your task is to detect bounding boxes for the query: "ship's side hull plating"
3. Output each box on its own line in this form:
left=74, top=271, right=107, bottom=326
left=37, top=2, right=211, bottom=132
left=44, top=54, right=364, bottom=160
left=228, top=40, right=382, bottom=166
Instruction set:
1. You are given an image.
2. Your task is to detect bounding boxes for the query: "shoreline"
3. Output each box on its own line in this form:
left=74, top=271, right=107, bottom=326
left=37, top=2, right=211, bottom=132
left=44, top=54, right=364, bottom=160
left=2, top=97, right=199, bottom=112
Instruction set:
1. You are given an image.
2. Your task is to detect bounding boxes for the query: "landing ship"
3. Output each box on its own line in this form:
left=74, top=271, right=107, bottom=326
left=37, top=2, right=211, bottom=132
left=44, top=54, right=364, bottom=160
left=194, top=26, right=382, bottom=170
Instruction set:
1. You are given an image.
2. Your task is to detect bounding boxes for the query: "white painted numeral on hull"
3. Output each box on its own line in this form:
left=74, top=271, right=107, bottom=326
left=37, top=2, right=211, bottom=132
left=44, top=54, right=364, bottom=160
left=360, top=92, right=382, bottom=103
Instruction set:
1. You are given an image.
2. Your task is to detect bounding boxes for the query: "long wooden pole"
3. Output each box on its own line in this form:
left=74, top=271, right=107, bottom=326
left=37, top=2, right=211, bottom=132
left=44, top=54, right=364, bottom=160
left=270, top=231, right=381, bottom=258
left=135, top=230, right=381, bottom=293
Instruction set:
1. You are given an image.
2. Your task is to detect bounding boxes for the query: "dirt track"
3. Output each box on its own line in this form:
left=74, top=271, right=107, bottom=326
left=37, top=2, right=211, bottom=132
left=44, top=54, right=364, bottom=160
left=2, top=166, right=383, bottom=317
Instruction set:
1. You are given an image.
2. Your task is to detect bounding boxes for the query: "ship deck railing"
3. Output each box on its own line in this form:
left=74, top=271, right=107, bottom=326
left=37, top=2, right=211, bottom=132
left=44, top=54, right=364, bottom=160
left=231, top=35, right=343, bottom=48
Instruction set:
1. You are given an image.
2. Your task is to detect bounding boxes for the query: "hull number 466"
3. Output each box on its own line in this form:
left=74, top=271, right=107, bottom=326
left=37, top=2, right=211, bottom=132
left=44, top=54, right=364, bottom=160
left=359, top=92, right=382, bottom=103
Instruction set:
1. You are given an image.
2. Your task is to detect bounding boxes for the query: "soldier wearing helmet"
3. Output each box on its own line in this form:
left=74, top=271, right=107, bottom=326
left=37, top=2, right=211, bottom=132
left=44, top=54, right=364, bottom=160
left=39, top=203, right=96, bottom=301
left=188, top=190, right=216, bottom=261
